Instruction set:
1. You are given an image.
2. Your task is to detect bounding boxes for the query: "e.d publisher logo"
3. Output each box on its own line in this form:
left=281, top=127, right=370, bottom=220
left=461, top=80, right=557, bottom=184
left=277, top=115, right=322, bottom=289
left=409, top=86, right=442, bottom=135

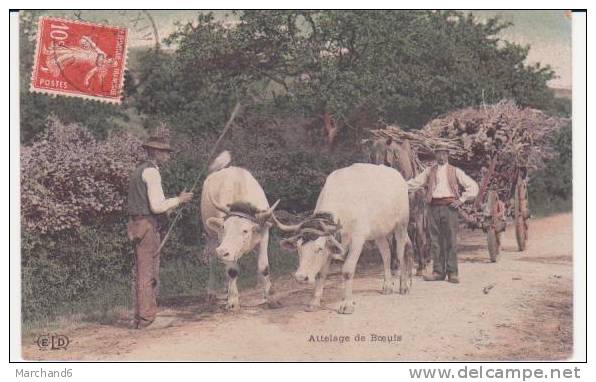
left=37, top=334, right=69, bottom=350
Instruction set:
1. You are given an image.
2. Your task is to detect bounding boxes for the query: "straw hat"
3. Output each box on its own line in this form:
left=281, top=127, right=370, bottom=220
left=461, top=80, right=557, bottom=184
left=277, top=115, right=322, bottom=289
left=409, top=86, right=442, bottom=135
left=434, top=143, right=450, bottom=154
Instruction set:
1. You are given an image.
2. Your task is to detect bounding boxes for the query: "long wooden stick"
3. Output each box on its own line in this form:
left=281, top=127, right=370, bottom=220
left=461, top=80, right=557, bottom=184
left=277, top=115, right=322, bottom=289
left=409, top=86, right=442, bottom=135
left=155, top=102, right=242, bottom=255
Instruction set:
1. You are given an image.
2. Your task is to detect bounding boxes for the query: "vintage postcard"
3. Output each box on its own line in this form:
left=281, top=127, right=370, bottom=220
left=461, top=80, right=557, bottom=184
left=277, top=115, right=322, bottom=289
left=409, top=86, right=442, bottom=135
left=12, top=9, right=583, bottom=363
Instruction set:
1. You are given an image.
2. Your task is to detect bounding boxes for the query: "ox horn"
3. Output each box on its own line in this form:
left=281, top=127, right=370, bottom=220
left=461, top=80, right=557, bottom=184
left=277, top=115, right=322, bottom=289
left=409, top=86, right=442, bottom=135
left=255, top=199, right=281, bottom=223
left=207, top=189, right=230, bottom=215
left=319, top=222, right=340, bottom=234
left=271, top=212, right=302, bottom=233
left=327, top=235, right=346, bottom=260
left=299, top=227, right=327, bottom=237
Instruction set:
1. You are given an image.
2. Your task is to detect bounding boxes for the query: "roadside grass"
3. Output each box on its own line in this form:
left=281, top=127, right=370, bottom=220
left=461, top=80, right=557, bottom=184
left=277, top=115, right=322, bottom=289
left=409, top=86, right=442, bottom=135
left=528, top=195, right=572, bottom=218
left=21, top=279, right=133, bottom=337
left=21, top=234, right=296, bottom=337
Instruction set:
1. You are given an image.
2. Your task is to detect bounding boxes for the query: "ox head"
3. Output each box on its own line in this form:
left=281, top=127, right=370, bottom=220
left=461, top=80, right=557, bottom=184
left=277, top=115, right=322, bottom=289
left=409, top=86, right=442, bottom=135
left=206, top=194, right=280, bottom=262
left=368, top=138, right=390, bottom=165
left=365, top=137, right=416, bottom=180
left=273, top=213, right=344, bottom=285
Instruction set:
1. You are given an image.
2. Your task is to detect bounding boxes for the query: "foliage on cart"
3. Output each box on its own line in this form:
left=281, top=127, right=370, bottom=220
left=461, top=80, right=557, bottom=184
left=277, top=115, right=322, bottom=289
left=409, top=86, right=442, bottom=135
left=370, top=100, right=569, bottom=201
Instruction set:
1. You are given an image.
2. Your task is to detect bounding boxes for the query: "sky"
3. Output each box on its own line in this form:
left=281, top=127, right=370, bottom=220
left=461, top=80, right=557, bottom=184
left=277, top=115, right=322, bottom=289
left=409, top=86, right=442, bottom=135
left=472, top=10, right=572, bottom=89
left=43, top=10, right=573, bottom=89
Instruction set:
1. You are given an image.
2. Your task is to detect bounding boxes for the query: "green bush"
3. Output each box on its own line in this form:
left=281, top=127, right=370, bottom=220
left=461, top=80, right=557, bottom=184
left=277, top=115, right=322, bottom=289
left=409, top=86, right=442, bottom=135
left=528, top=122, right=572, bottom=216
left=21, top=220, right=133, bottom=322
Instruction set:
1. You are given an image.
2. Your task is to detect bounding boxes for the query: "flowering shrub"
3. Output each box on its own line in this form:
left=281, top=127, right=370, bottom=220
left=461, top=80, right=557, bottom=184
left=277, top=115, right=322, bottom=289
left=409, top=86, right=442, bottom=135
left=21, top=117, right=145, bottom=233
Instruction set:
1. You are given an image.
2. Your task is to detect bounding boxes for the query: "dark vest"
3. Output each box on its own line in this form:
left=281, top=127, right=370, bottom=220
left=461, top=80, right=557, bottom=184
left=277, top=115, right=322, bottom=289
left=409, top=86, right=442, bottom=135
left=425, top=164, right=461, bottom=203
left=127, top=161, right=157, bottom=216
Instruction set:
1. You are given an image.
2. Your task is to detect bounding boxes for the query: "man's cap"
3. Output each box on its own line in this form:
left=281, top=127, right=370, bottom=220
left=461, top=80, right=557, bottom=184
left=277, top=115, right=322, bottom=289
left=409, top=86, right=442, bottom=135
left=142, top=136, right=173, bottom=152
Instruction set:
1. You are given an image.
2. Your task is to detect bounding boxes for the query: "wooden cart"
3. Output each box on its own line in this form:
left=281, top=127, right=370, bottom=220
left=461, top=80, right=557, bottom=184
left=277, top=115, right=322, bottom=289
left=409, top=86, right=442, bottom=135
left=367, top=138, right=530, bottom=265
left=461, top=158, right=530, bottom=262
left=366, top=100, right=565, bottom=265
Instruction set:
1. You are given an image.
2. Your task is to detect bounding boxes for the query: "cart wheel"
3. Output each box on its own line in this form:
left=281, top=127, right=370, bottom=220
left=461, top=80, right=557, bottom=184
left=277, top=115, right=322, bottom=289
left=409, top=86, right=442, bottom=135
left=487, top=228, right=500, bottom=262
left=486, top=190, right=502, bottom=262
left=514, top=176, right=529, bottom=251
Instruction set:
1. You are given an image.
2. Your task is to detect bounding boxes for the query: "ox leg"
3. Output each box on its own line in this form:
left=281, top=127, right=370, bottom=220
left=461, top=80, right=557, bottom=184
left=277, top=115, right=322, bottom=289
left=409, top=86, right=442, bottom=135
left=205, top=235, right=221, bottom=303
left=394, top=225, right=413, bottom=295
left=224, top=261, right=240, bottom=311
left=389, top=233, right=399, bottom=276
left=306, top=258, right=331, bottom=312
left=257, top=230, right=281, bottom=308
left=338, top=237, right=365, bottom=314
left=413, top=213, right=429, bottom=276
left=375, top=237, right=395, bottom=295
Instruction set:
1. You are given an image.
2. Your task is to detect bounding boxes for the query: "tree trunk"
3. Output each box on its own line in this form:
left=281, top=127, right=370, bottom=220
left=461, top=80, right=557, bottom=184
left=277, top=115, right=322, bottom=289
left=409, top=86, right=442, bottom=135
left=323, top=110, right=340, bottom=145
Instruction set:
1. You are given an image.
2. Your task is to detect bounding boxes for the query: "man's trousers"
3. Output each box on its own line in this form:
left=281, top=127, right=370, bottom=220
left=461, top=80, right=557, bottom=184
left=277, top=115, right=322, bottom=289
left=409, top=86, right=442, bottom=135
left=428, top=204, right=459, bottom=276
left=127, top=215, right=161, bottom=325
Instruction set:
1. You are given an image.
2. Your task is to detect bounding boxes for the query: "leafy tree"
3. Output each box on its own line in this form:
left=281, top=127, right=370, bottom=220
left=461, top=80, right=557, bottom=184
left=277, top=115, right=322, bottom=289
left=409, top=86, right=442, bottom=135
left=133, top=10, right=557, bottom=140
left=529, top=121, right=572, bottom=206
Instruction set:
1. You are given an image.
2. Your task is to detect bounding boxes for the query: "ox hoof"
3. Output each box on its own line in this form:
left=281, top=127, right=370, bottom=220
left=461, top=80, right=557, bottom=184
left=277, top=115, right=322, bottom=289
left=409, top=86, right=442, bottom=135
left=225, top=300, right=240, bottom=311
left=305, top=303, right=321, bottom=312
left=266, top=299, right=283, bottom=309
left=399, top=285, right=410, bottom=295
left=337, top=301, right=355, bottom=314
left=382, top=281, right=395, bottom=295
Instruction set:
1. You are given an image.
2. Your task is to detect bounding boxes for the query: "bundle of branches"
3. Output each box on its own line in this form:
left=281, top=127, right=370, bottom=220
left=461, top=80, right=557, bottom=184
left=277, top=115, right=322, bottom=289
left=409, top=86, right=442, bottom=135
left=369, top=126, right=466, bottom=162
left=370, top=101, right=567, bottom=199
left=422, top=100, right=565, bottom=170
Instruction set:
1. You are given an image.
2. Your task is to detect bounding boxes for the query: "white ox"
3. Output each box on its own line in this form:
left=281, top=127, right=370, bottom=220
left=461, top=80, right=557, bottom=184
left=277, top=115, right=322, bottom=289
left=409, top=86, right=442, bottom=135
left=201, top=151, right=281, bottom=310
left=274, top=163, right=412, bottom=314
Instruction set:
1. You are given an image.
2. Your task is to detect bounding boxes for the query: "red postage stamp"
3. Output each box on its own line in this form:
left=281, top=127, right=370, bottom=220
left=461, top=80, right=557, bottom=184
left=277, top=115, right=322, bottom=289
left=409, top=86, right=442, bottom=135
left=30, top=17, right=128, bottom=104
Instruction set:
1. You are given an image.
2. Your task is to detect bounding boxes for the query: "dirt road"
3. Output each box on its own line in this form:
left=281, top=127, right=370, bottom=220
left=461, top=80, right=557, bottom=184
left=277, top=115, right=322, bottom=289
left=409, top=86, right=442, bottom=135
left=22, top=213, right=574, bottom=361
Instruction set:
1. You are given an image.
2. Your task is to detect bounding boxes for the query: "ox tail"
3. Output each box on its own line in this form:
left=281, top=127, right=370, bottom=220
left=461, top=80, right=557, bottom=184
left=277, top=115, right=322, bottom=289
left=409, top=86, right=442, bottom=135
left=208, top=150, right=232, bottom=173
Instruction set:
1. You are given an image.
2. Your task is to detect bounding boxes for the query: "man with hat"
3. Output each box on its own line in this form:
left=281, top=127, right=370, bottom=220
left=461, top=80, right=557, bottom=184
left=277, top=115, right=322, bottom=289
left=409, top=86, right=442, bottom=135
left=406, top=144, right=478, bottom=283
left=127, top=135, right=193, bottom=329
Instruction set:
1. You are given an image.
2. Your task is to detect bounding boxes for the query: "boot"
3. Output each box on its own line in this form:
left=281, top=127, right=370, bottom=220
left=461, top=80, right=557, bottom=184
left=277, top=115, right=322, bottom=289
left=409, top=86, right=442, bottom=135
left=133, top=317, right=154, bottom=329
left=423, top=272, right=445, bottom=281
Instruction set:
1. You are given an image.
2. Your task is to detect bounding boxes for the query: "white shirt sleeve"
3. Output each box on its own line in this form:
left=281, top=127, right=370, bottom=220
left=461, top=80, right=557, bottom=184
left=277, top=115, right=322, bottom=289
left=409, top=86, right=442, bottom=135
left=142, top=167, right=180, bottom=214
left=455, top=168, right=479, bottom=203
left=407, top=168, right=429, bottom=191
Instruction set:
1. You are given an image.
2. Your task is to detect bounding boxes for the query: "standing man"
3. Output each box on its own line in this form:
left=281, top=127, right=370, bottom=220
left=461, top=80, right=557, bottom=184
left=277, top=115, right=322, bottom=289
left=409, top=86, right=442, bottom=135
left=127, top=136, right=193, bottom=329
left=407, top=145, right=478, bottom=283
